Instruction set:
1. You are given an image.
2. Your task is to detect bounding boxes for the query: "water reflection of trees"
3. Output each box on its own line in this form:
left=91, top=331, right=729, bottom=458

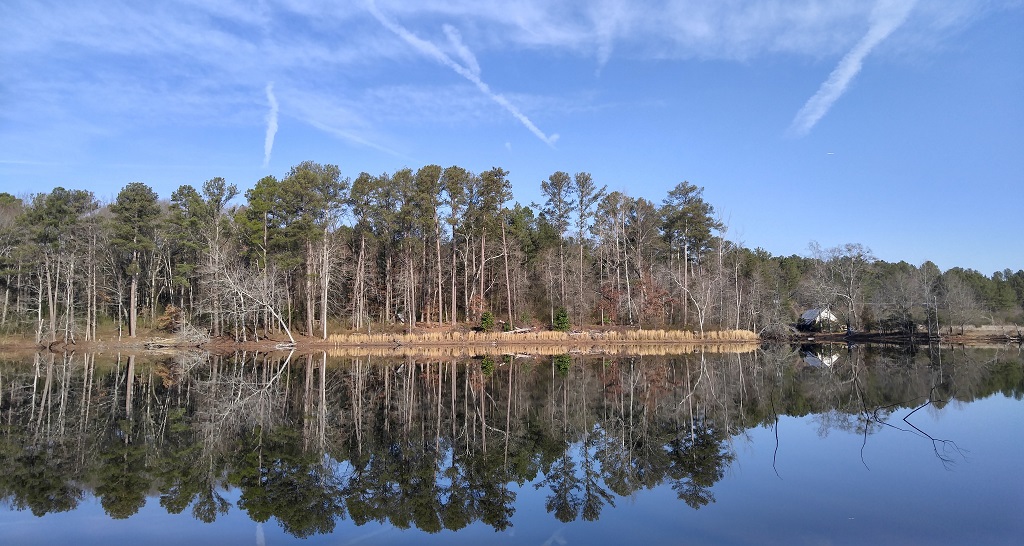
left=0, top=346, right=1020, bottom=536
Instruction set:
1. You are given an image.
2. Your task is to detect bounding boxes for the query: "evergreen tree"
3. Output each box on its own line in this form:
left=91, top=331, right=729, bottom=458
left=109, top=182, right=160, bottom=337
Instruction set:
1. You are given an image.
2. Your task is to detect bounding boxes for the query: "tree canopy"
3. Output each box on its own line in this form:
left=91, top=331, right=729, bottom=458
left=0, top=161, right=1019, bottom=341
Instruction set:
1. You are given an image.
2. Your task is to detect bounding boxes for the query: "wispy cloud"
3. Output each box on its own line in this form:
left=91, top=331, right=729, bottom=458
left=789, top=0, right=917, bottom=137
left=443, top=24, right=480, bottom=77
left=263, top=82, right=279, bottom=168
left=0, top=0, right=1006, bottom=175
left=588, top=0, right=631, bottom=69
left=283, top=87, right=406, bottom=158
left=367, top=0, right=559, bottom=147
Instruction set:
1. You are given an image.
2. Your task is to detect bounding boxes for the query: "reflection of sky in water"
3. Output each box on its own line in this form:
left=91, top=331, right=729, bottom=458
left=709, top=395, right=1023, bottom=544
left=2, top=395, right=1021, bottom=545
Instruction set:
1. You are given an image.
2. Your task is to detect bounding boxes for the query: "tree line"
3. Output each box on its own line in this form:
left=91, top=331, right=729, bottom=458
left=0, top=161, right=1021, bottom=342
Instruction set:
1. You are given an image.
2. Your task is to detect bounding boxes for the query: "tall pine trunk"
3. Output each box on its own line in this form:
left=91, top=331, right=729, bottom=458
left=129, top=273, right=138, bottom=337
left=320, top=233, right=330, bottom=340
left=501, top=219, right=513, bottom=326
left=435, top=220, right=444, bottom=324
left=305, top=239, right=315, bottom=336
left=450, top=236, right=458, bottom=325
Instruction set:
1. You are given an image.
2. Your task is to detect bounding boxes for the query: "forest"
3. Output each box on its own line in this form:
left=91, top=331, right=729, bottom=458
left=0, top=160, right=1021, bottom=344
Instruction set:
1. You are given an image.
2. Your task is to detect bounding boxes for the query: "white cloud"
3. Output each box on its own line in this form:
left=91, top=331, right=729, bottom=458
left=443, top=25, right=480, bottom=77
left=789, top=0, right=918, bottom=136
left=367, top=0, right=559, bottom=147
left=588, top=0, right=630, bottom=68
left=284, top=87, right=404, bottom=157
left=0, top=0, right=1010, bottom=163
left=263, top=82, right=279, bottom=168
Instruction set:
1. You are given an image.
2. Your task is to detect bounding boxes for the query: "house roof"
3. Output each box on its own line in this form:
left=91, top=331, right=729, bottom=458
left=800, top=309, right=838, bottom=323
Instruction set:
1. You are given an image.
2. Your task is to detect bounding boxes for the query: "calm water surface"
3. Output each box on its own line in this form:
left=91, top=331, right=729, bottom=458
left=1, top=345, right=1021, bottom=545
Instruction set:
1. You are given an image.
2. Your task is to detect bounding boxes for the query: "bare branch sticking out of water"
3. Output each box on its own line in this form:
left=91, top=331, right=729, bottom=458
left=865, top=391, right=968, bottom=470
left=901, top=397, right=969, bottom=471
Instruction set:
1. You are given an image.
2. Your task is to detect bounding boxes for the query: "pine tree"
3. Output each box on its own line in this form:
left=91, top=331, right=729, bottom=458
left=110, top=182, right=160, bottom=337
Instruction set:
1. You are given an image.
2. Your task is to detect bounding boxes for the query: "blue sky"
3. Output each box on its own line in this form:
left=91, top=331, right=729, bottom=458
left=2, top=0, right=1021, bottom=274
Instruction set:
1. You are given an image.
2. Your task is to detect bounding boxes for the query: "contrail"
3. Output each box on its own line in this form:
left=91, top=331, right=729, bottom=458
left=443, top=24, right=480, bottom=77
left=263, top=82, right=279, bottom=167
left=789, top=0, right=916, bottom=137
left=367, top=1, right=559, bottom=147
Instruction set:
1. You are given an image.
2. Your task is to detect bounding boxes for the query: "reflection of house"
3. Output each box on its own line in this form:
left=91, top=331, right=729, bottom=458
left=799, top=343, right=841, bottom=368
left=802, top=351, right=839, bottom=368
left=797, top=309, right=840, bottom=331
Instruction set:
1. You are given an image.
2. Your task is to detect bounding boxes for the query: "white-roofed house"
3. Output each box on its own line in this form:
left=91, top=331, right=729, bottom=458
left=797, top=309, right=841, bottom=332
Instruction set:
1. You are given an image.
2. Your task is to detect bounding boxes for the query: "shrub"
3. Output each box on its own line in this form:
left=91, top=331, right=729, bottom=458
left=156, top=305, right=183, bottom=332
left=480, top=311, right=495, bottom=332
left=552, top=307, right=570, bottom=332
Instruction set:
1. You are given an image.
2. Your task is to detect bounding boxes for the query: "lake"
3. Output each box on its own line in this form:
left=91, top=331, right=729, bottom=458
left=1, top=345, right=1021, bottom=545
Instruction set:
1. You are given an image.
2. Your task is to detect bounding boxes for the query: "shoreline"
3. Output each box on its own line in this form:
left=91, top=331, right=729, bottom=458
left=0, top=326, right=1019, bottom=357
left=0, top=331, right=762, bottom=357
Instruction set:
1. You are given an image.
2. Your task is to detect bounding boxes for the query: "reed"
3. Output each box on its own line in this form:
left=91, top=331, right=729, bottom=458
left=327, top=328, right=759, bottom=349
